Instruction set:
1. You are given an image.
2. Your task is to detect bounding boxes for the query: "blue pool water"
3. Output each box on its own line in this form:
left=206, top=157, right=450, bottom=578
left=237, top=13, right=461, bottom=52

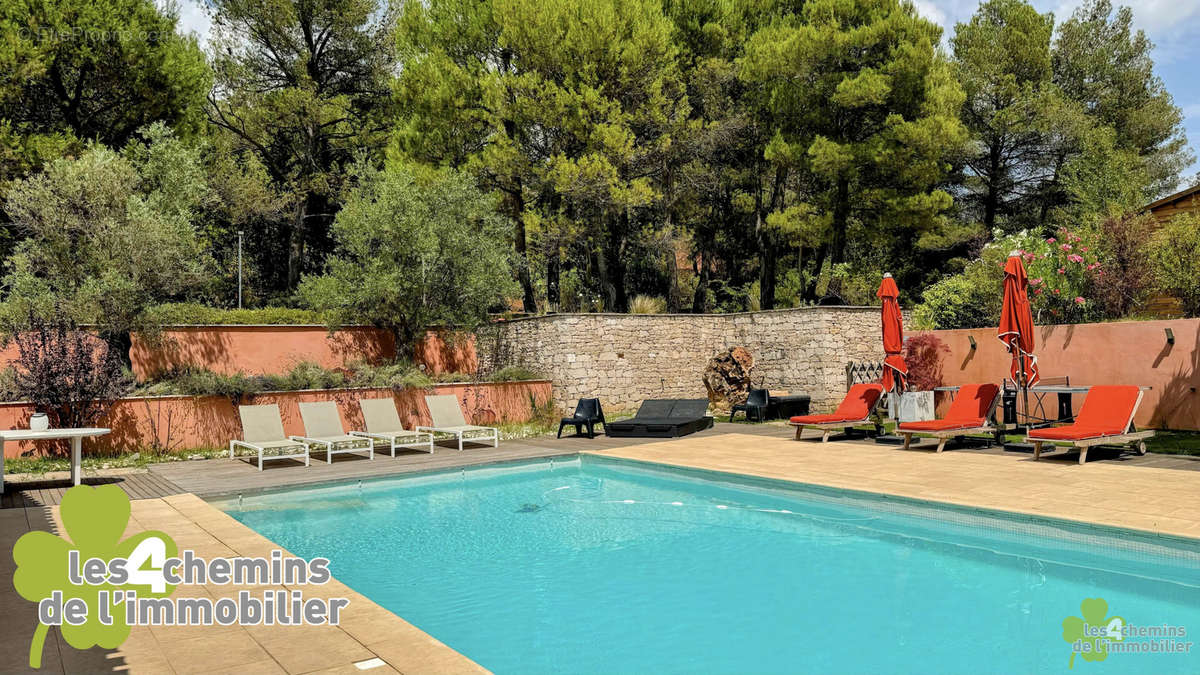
left=217, top=456, right=1200, bottom=674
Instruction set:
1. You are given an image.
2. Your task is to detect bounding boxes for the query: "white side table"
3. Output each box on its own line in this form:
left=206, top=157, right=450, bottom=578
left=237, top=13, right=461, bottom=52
left=0, top=428, right=111, bottom=494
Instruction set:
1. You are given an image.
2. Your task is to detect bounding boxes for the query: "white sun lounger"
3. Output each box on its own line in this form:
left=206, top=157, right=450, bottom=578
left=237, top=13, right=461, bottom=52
left=231, top=404, right=309, bottom=471
left=416, top=394, right=500, bottom=452
left=350, top=398, right=434, bottom=456
left=292, top=401, right=374, bottom=463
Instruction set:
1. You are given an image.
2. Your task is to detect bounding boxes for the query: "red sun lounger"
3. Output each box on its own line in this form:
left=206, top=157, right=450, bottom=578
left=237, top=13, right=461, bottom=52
left=1025, top=385, right=1154, bottom=464
left=789, top=383, right=885, bottom=442
left=897, top=383, right=1001, bottom=453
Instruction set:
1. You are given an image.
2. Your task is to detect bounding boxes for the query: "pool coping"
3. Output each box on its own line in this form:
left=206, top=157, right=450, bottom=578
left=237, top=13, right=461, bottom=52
left=583, top=453, right=1200, bottom=550
left=584, top=433, right=1200, bottom=541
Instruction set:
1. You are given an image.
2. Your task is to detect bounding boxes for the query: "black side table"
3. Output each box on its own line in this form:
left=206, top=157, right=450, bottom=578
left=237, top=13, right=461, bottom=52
left=768, top=395, right=811, bottom=420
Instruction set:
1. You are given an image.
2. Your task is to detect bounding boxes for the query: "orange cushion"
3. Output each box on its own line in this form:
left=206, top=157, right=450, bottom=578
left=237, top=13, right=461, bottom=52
left=1027, top=425, right=1116, bottom=441
left=832, top=383, right=885, bottom=419
left=944, top=383, right=1000, bottom=422
left=1072, top=385, right=1141, bottom=435
left=898, top=418, right=985, bottom=432
left=791, top=413, right=863, bottom=425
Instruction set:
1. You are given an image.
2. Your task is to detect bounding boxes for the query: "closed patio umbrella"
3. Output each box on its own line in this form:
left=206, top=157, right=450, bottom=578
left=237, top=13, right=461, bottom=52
left=877, top=273, right=907, bottom=394
left=998, top=253, right=1039, bottom=425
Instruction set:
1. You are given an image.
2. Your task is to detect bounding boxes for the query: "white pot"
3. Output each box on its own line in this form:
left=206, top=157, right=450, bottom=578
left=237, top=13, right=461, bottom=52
left=889, top=391, right=935, bottom=422
left=29, top=413, right=49, bottom=432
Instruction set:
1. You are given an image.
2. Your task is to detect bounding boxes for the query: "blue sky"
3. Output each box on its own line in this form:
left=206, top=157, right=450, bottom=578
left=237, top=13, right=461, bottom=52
left=169, top=0, right=1200, bottom=180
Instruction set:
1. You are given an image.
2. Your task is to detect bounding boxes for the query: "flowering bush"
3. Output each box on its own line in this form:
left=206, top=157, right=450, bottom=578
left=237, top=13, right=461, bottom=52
left=1006, top=227, right=1105, bottom=324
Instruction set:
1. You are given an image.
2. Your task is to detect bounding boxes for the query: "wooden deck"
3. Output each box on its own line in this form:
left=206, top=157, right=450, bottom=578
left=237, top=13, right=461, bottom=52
left=3, top=421, right=1196, bottom=505
left=0, top=471, right=184, bottom=508
left=148, top=426, right=707, bottom=497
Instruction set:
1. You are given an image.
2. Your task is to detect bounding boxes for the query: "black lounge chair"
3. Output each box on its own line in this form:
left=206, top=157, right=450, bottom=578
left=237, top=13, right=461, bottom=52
left=730, top=388, right=770, bottom=423
left=605, top=399, right=714, bottom=438
left=558, top=398, right=606, bottom=438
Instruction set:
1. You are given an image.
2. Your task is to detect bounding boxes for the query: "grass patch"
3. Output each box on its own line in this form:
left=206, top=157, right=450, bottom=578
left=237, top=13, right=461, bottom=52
left=5, top=447, right=230, bottom=477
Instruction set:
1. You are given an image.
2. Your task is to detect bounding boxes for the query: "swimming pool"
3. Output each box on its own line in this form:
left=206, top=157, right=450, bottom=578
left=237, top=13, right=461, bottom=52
left=218, top=456, right=1200, bottom=674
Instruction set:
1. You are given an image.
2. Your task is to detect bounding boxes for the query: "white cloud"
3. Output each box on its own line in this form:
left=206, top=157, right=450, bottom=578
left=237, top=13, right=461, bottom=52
left=165, top=0, right=212, bottom=49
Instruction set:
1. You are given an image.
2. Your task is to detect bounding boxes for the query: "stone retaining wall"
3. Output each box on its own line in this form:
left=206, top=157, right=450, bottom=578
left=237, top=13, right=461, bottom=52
left=478, top=307, right=883, bottom=413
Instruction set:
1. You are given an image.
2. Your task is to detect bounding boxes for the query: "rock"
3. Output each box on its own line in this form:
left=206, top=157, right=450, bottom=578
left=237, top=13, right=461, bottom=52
left=702, top=347, right=755, bottom=412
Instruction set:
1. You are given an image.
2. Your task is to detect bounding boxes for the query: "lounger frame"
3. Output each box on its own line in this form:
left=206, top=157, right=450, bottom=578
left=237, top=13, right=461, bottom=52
left=229, top=439, right=309, bottom=471
left=230, top=404, right=310, bottom=471
left=349, top=430, right=434, bottom=456
left=898, top=388, right=1002, bottom=453
left=789, top=394, right=884, bottom=443
left=290, top=434, right=374, bottom=463
left=1024, top=390, right=1154, bottom=464
left=413, top=425, right=499, bottom=452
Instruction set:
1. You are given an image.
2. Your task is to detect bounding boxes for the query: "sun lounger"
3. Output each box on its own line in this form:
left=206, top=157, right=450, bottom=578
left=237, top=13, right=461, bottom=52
left=416, top=394, right=499, bottom=451
left=351, top=398, right=434, bottom=455
left=1025, top=385, right=1154, bottom=464
left=897, top=383, right=1001, bottom=453
left=604, top=399, right=714, bottom=438
left=230, top=404, right=309, bottom=470
left=788, top=383, right=885, bottom=442
left=293, top=401, right=374, bottom=463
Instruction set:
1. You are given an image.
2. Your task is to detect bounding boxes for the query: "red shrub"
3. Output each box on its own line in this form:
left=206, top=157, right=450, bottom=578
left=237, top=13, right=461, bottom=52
left=903, top=333, right=949, bottom=391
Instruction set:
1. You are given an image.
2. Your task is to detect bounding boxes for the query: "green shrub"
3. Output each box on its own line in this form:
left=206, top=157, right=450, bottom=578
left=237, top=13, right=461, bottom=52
left=134, top=369, right=263, bottom=400
left=144, top=303, right=331, bottom=325
left=489, top=366, right=544, bottom=382
left=629, top=294, right=667, bottom=314
left=260, top=361, right=348, bottom=391
left=911, top=265, right=1001, bottom=329
left=1149, top=213, right=1200, bottom=317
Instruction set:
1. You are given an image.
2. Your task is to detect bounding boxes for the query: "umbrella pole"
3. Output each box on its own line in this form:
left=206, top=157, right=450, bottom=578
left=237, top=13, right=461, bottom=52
left=1019, top=353, right=1030, bottom=431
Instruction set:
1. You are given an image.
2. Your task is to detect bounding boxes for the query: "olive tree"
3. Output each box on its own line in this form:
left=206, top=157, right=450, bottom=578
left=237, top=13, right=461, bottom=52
left=298, top=163, right=516, bottom=352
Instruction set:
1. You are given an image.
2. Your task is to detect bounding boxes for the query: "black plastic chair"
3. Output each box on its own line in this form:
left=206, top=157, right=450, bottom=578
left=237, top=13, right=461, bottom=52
left=730, top=388, right=770, bottom=423
left=558, top=398, right=606, bottom=438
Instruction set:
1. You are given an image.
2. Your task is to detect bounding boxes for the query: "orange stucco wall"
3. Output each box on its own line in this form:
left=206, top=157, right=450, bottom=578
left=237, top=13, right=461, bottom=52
left=929, top=318, right=1200, bottom=430
left=0, top=380, right=551, bottom=458
left=0, top=325, right=479, bottom=380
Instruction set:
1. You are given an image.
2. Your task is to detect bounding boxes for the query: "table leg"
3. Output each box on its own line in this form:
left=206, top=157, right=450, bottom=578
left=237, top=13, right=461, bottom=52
left=72, top=436, right=81, bottom=487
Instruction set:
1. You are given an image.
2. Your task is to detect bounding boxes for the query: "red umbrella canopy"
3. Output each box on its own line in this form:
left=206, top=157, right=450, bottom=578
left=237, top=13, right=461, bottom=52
left=998, top=254, right=1040, bottom=387
left=877, top=274, right=907, bottom=392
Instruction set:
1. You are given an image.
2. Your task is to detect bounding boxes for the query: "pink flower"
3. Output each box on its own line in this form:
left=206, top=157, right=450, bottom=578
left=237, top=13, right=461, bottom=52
left=1047, top=237, right=1057, bottom=243
left=1087, top=263, right=1098, bottom=271
left=1053, top=288, right=1060, bottom=295
left=1057, top=268, right=1066, bottom=275
left=1034, top=289, right=1043, bottom=295
left=1067, top=254, right=1083, bottom=263
left=1080, top=247, right=1089, bottom=252
left=1074, top=297, right=1085, bottom=304
left=1060, top=243, right=1072, bottom=252
left=1030, top=278, right=1042, bottom=286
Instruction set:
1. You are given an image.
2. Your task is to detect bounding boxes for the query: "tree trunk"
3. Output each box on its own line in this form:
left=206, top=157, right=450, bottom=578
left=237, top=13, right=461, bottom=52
left=984, top=140, right=1001, bottom=230
left=831, top=176, right=850, bottom=266
left=805, top=244, right=828, bottom=301
left=546, top=248, right=560, bottom=312
left=692, top=246, right=709, bottom=313
left=604, top=220, right=629, bottom=313
left=287, top=199, right=307, bottom=291
left=511, top=189, right=538, bottom=313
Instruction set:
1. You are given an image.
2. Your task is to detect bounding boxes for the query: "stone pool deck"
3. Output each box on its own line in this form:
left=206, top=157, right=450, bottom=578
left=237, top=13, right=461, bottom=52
left=0, top=423, right=1197, bottom=673
left=590, top=430, right=1200, bottom=540
left=0, top=494, right=487, bottom=675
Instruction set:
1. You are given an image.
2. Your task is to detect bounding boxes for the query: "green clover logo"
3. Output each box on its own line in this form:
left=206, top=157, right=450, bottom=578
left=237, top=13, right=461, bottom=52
left=12, top=485, right=177, bottom=668
left=1062, top=598, right=1125, bottom=669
